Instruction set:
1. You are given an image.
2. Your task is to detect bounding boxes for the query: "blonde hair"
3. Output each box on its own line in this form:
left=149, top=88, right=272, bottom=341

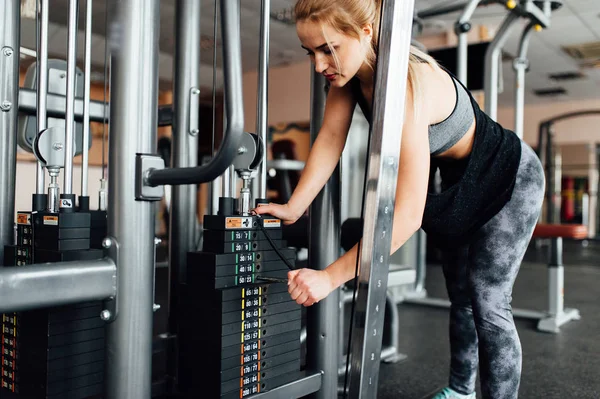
left=295, top=0, right=439, bottom=113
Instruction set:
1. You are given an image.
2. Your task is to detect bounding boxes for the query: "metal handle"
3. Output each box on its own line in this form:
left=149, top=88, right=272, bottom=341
left=145, top=0, right=244, bottom=187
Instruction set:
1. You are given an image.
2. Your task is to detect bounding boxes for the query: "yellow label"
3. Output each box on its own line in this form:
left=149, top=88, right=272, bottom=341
left=43, top=215, right=59, bottom=226
left=16, top=213, right=30, bottom=225
left=263, top=219, right=281, bottom=228
left=226, top=217, right=242, bottom=228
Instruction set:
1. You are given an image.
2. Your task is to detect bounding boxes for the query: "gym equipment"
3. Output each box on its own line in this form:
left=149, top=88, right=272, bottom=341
left=537, top=110, right=600, bottom=230
left=17, top=60, right=89, bottom=157
left=519, top=223, right=587, bottom=332
left=179, top=135, right=304, bottom=397
left=0, top=0, right=109, bottom=396
left=0, top=0, right=415, bottom=398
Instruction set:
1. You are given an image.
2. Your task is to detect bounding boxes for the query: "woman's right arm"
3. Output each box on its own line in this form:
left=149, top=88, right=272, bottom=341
left=254, top=83, right=357, bottom=223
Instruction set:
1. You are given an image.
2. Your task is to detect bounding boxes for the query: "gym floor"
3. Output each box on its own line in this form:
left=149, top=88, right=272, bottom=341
left=376, top=239, right=600, bottom=399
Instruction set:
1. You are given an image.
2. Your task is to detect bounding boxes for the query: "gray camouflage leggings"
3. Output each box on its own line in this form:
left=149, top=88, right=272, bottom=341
left=442, top=140, right=545, bottom=398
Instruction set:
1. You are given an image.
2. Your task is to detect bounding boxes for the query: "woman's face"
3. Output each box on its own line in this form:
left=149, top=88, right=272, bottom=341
left=296, top=20, right=370, bottom=87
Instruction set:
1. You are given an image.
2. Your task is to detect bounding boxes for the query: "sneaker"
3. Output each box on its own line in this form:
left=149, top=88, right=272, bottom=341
left=432, top=387, right=476, bottom=399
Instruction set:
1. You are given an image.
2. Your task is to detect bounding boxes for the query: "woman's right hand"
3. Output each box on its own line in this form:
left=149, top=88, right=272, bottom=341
left=252, top=202, right=302, bottom=225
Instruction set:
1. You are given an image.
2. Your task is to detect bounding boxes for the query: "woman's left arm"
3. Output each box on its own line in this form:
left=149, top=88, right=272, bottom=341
left=288, top=86, right=431, bottom=306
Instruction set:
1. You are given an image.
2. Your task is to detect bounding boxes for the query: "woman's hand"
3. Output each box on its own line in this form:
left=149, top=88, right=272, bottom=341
left=287, top=268, right=334, bottom=307
left=252, top=203, right=302, bottom=225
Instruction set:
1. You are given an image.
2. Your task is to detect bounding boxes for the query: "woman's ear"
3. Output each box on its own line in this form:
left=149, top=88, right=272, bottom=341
left=362, top=23, right=373, bottom=40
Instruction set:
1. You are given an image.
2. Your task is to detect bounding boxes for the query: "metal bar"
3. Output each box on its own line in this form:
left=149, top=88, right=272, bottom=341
left=105, top=0, right=160, bottom=397
left=541, top=110, right=600, bottom=125
left=255, top=0, right=270, bottom=199
left=20, top=46, right=37, bottom=58
left=550, top=237, right=562, bottom=266
left=145, top=0, right=244, bottom=187
left=522, top=0, right=551, bottom=28
left=413, top=229, right=427, bottom=293
left=513, top=22, right=535, bottom=140
left=245, top=372, right=322, bottom=399
left=546, top=127, right=554, bottom=222
left=346, top=0, right=414, bottom=397
left=19, top=88, right=109, bottom=123
left=0, top=0, right=19, bottom=265
left=456, top=0, right=483, bottom=84
left=229, top=165, right=236, bottom=196
left=81, top=0, right=92, bottom=196
left=166, top=0, right=201, bottom=388
left=306, top=70, right=340, bottom=399
left=221, top=166, right=231, bottom=197
left=0, top=258, right=116, bottom=312
left=63, top=0, right=79, bottom=195
left=36, top=0, right=49, bottom=193
left=484, top=11, right=519, bottom=121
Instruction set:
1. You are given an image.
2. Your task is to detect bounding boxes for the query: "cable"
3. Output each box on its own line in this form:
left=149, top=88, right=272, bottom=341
left=253, top=213, right=296, bottom=271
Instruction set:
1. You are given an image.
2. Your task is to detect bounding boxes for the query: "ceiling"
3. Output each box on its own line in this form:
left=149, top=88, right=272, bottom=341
left=17, top=0, right=600, bottom=106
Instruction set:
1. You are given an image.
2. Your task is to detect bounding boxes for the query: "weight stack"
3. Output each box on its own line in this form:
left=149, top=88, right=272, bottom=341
left=178, top=205, right=303, bottom=398
left=1, top=208, right=105, bottom=399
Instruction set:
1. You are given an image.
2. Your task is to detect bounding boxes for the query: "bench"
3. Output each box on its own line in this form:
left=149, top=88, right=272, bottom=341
left=512, top=223, right=587, bottom=333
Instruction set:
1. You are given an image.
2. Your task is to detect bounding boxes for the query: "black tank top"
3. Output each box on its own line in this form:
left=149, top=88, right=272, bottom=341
left=350, top=68, right=522, bottom=247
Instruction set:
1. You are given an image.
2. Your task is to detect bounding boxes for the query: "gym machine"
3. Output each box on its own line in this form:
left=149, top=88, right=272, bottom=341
left=0, top=0, right=415, bottom=398
left=537, top=110, right=600, bottom=228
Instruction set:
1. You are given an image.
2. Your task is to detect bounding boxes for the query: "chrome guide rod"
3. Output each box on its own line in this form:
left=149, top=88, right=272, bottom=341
left=36, top=0, right=50, bottom=193
left=63, top=0, right=79, bottom=195
left=81, top=0, right=93, bottom=196
left=256, top=0, right=270, bottom=199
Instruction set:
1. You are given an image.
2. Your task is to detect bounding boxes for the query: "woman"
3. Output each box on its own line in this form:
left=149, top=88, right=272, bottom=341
left=253, top=1, right=545, bottom=398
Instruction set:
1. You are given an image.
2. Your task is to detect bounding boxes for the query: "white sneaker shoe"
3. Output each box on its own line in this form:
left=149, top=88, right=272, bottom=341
left=431, top=387, right=476, bottom=399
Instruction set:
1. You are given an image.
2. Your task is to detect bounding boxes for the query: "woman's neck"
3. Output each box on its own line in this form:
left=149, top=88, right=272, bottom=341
left=355, top=62, right=374, bottom=88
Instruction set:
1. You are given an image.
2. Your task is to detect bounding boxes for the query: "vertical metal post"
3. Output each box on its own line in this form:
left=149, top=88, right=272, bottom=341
left=455, top=0, right=482, bottom=85
left=413, top=229, right=427, bottom=293
left=81, top=0, right=93, bottom=197
left=255, top=0, right=270, bottom=199
left=167, top=0, right=200, bottom=387
left=307, top=71, right=340, bottom=399
left=63, top=0, right=79, bottom=195
left=513, top=22, right=535, bottom=140
left=0, top=0, right=20, bottom=264
left=221, top=88, right=231, bottom=198
left=346, top=0, right=414, bottom=397
left=229, top=165, right=236, bottom=196
left=36, top=0, right=49, bottom=194
left=484, top=12, right=519, bottom=121
left=105, top=0, right=160, bottom=397
left=546, top=127, right=555, bottom=222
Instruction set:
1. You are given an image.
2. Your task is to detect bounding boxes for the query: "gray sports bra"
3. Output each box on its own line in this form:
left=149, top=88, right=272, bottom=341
left=351, top=70, right=475, bottom=155
left=428, top=73, right=474, bottom=155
